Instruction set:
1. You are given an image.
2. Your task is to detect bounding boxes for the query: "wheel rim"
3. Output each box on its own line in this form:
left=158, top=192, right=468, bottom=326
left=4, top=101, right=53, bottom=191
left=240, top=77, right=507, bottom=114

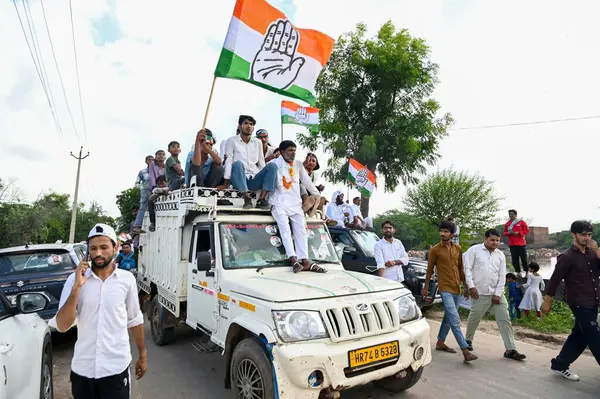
left=42, top=362, right=52, bottom=399
left=236, top=358, right=264, bottom=399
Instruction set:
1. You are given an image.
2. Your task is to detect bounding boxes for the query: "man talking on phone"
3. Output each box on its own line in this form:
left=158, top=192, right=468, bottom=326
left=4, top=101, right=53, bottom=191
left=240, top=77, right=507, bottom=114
left=52, top=223, right=147, bottom=399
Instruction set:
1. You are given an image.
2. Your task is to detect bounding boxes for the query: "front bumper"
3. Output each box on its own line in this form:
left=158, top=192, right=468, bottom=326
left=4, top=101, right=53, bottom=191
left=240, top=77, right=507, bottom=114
left=271, top=318, right=431, bottom=398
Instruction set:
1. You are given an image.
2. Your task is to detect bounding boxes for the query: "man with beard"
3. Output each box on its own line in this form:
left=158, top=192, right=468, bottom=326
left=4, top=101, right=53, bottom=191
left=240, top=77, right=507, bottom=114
left=464, top=229, right=526, bottom=361
left=269, top=140, right=325, bottom=273
left=325, top=191, right=351, bottom=227
left=222, top=115, right=277, bottom=209
left=53, top=223, right=147, bottom=398
left=543, top=220, right=600, bottom=381
left=423, top=221, right=477, bottom=362
left=374, top=220, right=409, bottom=283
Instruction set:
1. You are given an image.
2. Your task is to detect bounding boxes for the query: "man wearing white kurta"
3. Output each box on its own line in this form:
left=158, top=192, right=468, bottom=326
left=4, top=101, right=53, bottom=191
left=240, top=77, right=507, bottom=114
left=350, top=196, right=373, bottom=229
left=374, top=220, right=409, bottom=283
left=464, top=228, right=526, bottom=361
left=326, top=191, right=350, bottom=227
left=270, top=141, right=326, bottom=273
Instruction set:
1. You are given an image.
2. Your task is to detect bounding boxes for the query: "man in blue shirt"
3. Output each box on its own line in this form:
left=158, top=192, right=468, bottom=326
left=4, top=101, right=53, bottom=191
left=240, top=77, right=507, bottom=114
left=115, top=242, right=136, bottom=271
left=184, top=129, right=225, bottom=188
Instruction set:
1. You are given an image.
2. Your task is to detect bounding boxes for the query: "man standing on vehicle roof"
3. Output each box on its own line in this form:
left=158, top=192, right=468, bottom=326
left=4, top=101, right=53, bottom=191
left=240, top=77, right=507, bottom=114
left=221, top=115, right=278, bottom=209
left=423, top=221, right=477, bottom=362
left=374, top=220, right=409, bottom=283
left=270, top=140, right=326, bottom=273
left=52, top=223, right=147, bottom=399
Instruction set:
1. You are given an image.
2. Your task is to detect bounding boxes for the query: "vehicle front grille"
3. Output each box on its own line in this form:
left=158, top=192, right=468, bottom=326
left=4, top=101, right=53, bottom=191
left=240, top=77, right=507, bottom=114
left=323, top=301, right=399, bottom=342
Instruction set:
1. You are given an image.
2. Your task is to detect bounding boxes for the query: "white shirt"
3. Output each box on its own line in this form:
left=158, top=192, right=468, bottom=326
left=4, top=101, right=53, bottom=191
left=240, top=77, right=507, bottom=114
left=374, top=238, right=409, bottom=282
left=265, top=144, right=276, bottom=159
left=350, top=204, right=363, bottom=220
left=269, top=157, right=319, bottom=216
left=54, top=267, right=143, bottom=379
left=326, top=203, right=348, bottom=226
left=464, top=243, right=506, bottom=296
left=224, top=135, right=265, bottom=180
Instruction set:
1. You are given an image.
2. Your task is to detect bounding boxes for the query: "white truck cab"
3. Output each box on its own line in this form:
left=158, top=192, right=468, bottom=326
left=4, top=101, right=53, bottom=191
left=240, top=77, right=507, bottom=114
left=138, top=187, right=431, bottom=399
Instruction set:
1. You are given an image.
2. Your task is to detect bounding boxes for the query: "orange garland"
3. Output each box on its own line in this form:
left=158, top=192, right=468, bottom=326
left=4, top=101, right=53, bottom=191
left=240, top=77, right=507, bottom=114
left=282, top=161, right=295, bottom=190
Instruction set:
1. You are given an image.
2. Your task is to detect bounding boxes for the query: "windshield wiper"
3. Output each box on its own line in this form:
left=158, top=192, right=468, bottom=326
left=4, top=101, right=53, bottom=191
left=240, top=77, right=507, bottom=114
left=256, top=260, right=290, bottom=272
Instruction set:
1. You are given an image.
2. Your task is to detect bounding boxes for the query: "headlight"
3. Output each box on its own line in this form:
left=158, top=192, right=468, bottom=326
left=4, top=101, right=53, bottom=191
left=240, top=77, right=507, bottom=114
left=272, top=311, right=329, bottom=342
left=394, top=295, right=421, bottom=323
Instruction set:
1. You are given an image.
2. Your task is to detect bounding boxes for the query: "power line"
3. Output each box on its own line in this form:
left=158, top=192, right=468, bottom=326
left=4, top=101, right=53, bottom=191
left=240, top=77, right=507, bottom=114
left=39, top=0, right=80, bottom=141
left=455, top=115, right=600, bottom=131
left=12, top=0, right=67, bottom=147
left=68, top=0, right=88, bottom=143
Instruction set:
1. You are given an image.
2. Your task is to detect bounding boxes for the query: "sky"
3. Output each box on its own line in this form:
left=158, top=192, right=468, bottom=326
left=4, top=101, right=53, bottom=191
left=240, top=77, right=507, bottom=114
left=2, top=0, right=600, bottom=233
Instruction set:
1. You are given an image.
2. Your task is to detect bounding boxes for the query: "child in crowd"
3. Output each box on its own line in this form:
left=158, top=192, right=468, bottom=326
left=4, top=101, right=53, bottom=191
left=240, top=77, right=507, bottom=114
left=148, top=175, right=169, bottom=232
left=519, top=262, right=545, bottom=319
left=115, top=242, right=136, bottom=271
left=166, top=141, right=185, bottom=190
left=506, top=272, right=523, bottom=320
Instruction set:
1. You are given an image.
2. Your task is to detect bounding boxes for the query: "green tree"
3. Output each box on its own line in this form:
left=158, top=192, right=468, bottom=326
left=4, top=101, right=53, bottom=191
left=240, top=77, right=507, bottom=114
left=373, top=209, right=437, bottom=250
left=298, top=21, right=453, bottom=217
left=74, top=201, right=116, bottom=242
left=404, top=169, right=502, bottom=236
left=116, top=187, right=140, bottom=232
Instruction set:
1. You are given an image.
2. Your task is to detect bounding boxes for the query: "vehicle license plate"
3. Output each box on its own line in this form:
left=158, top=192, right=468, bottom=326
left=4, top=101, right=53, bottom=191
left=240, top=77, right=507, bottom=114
left=348, top=341, right=399, bottom=369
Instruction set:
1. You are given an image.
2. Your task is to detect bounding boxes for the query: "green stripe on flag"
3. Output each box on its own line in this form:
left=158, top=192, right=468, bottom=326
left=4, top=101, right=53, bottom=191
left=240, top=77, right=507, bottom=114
left=214, top=48, right=317, bottom=106
left=347, top=173, right=373, bottom=198
left=281, top=114, right=319, bottom=131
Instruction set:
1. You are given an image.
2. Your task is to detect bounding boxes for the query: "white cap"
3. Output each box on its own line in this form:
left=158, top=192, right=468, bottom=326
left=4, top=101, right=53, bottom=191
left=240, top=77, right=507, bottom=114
left=88, top=223, right=117, bottom=244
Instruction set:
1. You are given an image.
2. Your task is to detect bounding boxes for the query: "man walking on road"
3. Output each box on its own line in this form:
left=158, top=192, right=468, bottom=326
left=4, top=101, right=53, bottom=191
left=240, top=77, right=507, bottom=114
left=503, top=209, right=530, bottom=277
left=464, top=229, right=526, bottom=361
left=53, top=223, right=147, bottom=399
left=543, top=220, right=600, bottom=381
left=374, top=220, right=409, bottom=283
left=423, top=221, right=477, bottom=362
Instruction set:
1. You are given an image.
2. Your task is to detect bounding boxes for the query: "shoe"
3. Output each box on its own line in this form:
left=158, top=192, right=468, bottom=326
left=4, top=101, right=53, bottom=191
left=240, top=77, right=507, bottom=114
left=133, top=226, right=147, bottom=234
left=465, top=340, right=473, bottom=351
left=243, top=198, right=253, bottom=209
left=217, top=199, right=233, bottom=206
left=255, top=199, right=271, bottom=209
left=504, top=350, right=526, bottom=361
left=551, top=368, right=580, bottom=381
left=149, top=224, right=155, bottom=232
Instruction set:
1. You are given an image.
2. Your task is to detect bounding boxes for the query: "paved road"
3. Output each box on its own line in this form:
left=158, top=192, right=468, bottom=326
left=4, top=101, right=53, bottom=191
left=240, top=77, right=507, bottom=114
left=53, top=320, right=599, bottom=399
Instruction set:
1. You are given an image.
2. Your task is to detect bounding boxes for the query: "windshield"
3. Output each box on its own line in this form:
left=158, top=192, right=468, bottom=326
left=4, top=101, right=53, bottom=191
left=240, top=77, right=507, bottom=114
left=220, top=222, right=339, bottom=269
left=0, top=250, right=75, bottom=277
left=350, top=230, right=380, bottom=258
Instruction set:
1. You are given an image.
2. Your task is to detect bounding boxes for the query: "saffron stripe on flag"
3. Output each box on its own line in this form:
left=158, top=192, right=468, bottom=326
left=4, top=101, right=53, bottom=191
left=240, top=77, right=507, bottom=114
left=281, top=100, right=319, bottom=113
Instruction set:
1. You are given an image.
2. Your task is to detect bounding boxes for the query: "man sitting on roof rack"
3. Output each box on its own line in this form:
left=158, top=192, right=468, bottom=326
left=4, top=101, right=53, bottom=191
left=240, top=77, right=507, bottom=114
left=326, top=191, right=351, bottom=227
left=270, top=140, right=326, bottom=273
left=221, top=115, right=278, bottom=209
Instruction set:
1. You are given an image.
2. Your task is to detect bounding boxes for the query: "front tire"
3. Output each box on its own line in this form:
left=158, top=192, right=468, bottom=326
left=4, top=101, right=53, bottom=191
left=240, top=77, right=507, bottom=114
left=230, top=338, right=275, bottom=399
left=40, top=341, right=53, bottom=399
left=149, top=296, right=175, bottom=346
left=374, top=367, right=424, bottom=393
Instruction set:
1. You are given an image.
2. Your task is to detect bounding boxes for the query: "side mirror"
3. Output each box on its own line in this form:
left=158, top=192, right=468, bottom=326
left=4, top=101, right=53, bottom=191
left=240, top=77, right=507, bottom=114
left=196, top=251, right=212, bottom=272
left=16, top=293, right=48, bottom=314
left=343, top=246, right=357, bottom=255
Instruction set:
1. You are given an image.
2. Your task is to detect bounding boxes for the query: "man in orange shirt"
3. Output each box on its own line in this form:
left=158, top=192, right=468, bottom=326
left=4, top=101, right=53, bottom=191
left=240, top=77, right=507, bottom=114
left=503, top=209, right=530, bottom=277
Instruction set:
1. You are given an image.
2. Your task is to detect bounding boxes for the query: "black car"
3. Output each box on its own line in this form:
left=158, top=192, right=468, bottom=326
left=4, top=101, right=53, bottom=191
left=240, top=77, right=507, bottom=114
left=0, top=243, right=83, bottom=324
left=328, top=226, right=441, bottom=309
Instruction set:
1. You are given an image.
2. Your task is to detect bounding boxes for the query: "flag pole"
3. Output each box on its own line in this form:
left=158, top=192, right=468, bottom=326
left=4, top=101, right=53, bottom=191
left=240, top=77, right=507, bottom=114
left=202, top=76, right=217, bottom=129
left=280, top=123, right=284, bottom=143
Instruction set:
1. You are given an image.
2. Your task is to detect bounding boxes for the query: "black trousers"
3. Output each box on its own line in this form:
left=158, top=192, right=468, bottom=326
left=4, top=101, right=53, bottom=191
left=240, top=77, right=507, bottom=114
left=551, top=306, right=600, bottom=371
left=509, top=245, right=528, bottom=273
left=71, top=368, right=130, bottom=399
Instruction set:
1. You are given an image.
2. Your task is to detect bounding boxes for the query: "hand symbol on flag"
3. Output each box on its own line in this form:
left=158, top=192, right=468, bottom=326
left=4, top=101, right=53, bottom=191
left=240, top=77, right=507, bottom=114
left=251, top=19, right=305, bottom=90
left=294, top=107, right=309, bottom=124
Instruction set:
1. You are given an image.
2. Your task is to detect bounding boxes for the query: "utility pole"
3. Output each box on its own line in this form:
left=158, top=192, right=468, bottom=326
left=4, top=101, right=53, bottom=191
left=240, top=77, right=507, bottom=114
left=68, top=146, right=89, bottom=243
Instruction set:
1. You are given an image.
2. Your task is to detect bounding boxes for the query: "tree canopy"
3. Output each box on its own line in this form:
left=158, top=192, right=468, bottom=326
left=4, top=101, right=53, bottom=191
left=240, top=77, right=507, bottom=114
left=116, top=187, right=140, bottom=232
left=403, top=169, right=502, bottom=233
left=299, top=21, right=453, bottom=216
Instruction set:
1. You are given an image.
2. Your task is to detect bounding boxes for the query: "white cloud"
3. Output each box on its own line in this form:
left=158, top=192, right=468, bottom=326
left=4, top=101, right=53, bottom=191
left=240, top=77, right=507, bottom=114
left=2, top=0, right=599, bottom=234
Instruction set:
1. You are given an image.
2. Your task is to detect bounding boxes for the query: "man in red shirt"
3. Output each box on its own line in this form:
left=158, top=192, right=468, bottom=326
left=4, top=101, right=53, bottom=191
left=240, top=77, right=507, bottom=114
left=503, top=209, right=530, bottom=277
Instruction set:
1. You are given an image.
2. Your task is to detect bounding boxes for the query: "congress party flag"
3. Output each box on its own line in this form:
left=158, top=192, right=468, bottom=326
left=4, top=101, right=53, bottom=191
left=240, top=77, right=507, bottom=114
left=347, top=158, right=377, bottom=198
left=281, top=100, right=319, bottom=132
left=214, top=0, right=335, bottom=106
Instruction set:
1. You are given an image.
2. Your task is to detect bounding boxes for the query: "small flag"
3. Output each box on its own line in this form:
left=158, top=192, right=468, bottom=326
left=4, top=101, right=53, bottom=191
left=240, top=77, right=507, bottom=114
left=347, top=158, right=377, bottom=198
left=281, top=100, right=319, bottom=132
left=214, top=0, right=335, bottom=106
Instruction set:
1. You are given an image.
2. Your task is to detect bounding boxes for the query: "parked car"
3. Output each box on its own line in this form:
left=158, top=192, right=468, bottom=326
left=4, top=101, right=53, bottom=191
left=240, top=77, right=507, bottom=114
left=328, top=226, right=441, bottom=309
left=0, top=290, right=53, bottom=399
left=0, top=243, right=83, bottom=324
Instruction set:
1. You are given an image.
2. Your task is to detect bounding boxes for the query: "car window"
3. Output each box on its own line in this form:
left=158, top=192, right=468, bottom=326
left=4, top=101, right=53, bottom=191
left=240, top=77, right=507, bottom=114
left=0, top=250, right=75, bottom=277
left=350, top=230, right=380, bottom=258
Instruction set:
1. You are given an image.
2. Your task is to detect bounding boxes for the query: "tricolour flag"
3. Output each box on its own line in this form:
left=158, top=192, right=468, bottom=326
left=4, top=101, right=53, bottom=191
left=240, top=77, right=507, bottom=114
left=347, top=158, right=377, bottom=198
left=214, top=0, right=335, bottom=106
left=281, top=100, right=319, bottom=132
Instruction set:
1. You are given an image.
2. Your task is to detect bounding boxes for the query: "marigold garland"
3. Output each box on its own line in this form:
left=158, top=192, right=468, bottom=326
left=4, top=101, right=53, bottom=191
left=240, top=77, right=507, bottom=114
left=282, top=162, right=295, bottom=190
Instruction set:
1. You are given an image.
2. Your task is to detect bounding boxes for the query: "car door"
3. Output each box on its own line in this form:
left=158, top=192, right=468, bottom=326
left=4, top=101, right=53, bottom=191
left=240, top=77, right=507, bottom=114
left=187, top=224, right=218, bottom=333
left=0, top=295, right=38, bottom=399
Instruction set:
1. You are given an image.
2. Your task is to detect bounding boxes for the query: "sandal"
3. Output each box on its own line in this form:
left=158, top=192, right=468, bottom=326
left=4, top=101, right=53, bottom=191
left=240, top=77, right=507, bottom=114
left=255, top=199, right=271, bottom=210
left=463, top=352, right=478, bottom=362
left=309, top=263, right=327, bottom=273
left=435, top=345, right=457, bottom=354
left=292, top=261, right=304, bottom=273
